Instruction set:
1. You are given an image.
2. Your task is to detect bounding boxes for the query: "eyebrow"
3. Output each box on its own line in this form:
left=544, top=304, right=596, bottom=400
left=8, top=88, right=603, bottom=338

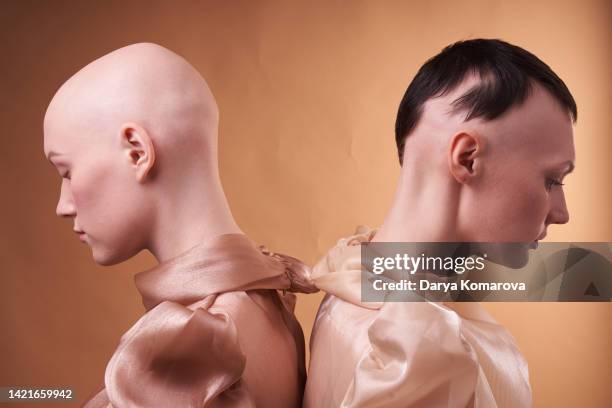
left=47, top=151, right=62, bottom=161
left=46, top=151, right=68, bottom=165
left=560, top=160, right=575, bottom=175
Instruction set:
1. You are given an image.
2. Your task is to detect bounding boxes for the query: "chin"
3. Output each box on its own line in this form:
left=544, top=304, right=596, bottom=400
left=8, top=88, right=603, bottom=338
left=497, top=244, right=531, bottom=269
left=91, top=246, right=136, bottom=266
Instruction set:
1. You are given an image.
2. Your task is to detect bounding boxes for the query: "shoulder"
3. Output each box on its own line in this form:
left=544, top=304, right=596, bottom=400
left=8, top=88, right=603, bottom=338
left=104, top=299, right=253, bottom=407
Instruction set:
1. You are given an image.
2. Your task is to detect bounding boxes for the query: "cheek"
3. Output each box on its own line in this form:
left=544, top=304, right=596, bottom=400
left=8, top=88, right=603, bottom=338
left=72, top=161, right=150, bottom=261
left=71, top=162, right=128, bottom=234
left=467, top=167, right=549, bottom=241
left=67, top=153, right=150, bottom=265
left=514, top=186, right=548, bottom=222
left=71, top=164, right=108, bottom=215
left=491, top=176, right=549, bottom=238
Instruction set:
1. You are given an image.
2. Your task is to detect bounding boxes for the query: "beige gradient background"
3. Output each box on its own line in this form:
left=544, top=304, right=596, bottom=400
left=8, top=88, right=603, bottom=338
left=1, top=1, right=610, bottom=407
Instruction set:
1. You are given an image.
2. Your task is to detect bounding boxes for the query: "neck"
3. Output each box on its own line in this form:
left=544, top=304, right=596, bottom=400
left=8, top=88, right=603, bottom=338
left=372, top=168, right=462, bottom=242
left=147, top=173, right=242, bottom=263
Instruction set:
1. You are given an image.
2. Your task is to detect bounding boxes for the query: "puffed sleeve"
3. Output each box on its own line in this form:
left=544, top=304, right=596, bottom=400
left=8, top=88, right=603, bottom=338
left=340, top=301, right=484, bottom=408
left=87, top=297, right=255, bottom=408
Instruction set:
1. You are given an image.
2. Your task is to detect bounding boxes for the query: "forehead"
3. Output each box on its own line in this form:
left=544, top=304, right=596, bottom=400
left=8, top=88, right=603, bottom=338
left=44, top=105, right=67, bottom=159
left=43, top=82, right=89, bottom=159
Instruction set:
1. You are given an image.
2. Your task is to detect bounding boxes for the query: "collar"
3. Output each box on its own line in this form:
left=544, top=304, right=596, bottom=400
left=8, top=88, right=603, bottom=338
left=134, top=233, right=295, bottom=310
left=312, top=226, right=499, bottom=324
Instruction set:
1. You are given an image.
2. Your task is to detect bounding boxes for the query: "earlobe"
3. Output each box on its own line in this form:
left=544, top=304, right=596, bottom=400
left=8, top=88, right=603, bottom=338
left=120, top=123, right=156, bottom=182
left=448, top=131, right=483, bottom=184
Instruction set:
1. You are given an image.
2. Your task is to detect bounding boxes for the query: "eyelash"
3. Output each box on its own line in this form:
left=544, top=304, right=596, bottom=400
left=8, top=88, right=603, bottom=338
left=62, top=172, right=71, bottom=180
left=545, top=178, right=564, bottom=191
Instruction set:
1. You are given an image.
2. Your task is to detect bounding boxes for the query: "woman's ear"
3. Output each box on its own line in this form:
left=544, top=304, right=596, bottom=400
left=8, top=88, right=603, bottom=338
left=120, top=123, right=156, bottom=182
left=447, top=131, right=484, bottom=184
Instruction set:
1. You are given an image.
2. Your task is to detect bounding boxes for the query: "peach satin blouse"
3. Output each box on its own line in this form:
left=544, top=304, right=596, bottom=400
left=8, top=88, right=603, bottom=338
left=84, top=233, right=316, bottom=408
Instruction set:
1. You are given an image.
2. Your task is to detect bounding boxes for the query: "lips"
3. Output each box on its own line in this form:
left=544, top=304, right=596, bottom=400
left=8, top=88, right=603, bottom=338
left=529, top=231, right=547, bottom=250
left=73, top=229, right=86, bottom=242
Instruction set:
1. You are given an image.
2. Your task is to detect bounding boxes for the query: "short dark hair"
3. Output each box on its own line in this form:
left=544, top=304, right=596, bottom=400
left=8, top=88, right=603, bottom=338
left=395, top=39, right=577, bottom=165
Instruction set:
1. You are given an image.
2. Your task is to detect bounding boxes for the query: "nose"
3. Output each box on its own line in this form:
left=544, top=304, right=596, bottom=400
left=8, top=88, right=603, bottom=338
left=55, top=179, right=76, bottom=217
left=546, top=187, right=570, bottom=226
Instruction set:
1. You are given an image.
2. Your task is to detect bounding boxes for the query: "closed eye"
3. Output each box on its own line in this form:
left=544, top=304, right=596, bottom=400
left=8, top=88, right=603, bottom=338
left=545, top=178, right=564, bottom=191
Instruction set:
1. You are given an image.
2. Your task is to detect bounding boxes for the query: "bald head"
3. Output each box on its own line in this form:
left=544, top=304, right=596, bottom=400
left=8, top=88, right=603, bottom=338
left=43, top=43, right=238, bottom=265
left=45, top=42, right=219, bottom=173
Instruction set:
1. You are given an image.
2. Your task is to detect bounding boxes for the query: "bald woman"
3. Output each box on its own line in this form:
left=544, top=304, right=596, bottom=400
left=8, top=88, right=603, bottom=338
left=44, top=43, right=315, bottom=407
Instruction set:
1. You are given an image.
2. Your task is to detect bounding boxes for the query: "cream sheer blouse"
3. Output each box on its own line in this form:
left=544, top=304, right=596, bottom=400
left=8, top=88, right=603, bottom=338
left=305, top=227, right=532, bottom=408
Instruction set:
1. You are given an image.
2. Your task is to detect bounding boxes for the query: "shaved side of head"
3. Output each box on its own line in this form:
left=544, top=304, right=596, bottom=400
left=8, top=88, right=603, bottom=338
left=395, top=39, right=577, bottom=165
left=375, top=39, right=575, bottom=244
